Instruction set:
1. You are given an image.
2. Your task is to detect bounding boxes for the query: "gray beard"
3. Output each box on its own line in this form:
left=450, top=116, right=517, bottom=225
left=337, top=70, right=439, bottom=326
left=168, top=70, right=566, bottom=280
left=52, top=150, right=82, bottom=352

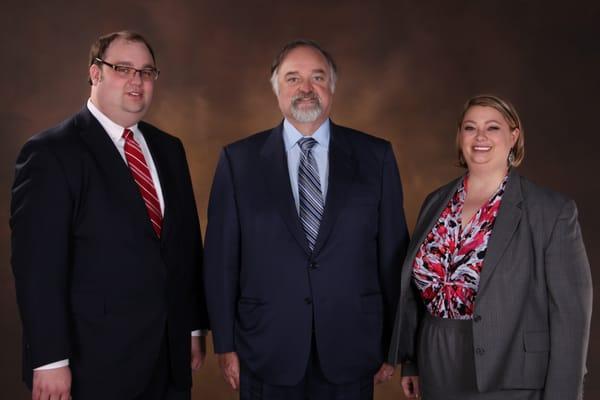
left=291, top=102, right=323, bottom=123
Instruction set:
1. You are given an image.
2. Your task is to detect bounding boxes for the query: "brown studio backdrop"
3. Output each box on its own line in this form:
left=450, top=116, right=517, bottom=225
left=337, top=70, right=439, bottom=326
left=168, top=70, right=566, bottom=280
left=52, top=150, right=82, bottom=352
left=1, top=1, right=598, bottom=399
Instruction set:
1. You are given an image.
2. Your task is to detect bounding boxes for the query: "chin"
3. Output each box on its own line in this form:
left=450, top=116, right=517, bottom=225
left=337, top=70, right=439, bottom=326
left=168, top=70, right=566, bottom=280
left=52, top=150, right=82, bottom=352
left=124, top=106, right=147, bottom=115
left=468, top=160, right=508, bottom=172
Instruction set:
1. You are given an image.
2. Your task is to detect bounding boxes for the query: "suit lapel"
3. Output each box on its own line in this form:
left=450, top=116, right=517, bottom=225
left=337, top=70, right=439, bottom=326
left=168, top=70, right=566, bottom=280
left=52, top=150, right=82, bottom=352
left=260, top=124, right=311, bottom=255
left=75, top=108, right=156, bottom=239
left=400, top=178, right=461, bottom=289
left=312, top=123, right=357, bottom=256
left=142, top=126, right=175, bottom=243
left=478, top=170, right=523, bottom=294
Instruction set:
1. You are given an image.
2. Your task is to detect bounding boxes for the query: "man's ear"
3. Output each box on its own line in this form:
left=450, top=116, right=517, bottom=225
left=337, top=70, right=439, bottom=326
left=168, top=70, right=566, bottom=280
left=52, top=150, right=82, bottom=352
left=89, top=64, right=101, bottom=85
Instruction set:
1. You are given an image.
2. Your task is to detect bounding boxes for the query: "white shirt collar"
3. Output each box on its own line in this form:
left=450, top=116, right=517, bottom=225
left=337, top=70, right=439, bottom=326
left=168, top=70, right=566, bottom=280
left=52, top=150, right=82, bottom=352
left=86, top=98, right=140, bottom=141
left=282, top=118, right=331, bottom=152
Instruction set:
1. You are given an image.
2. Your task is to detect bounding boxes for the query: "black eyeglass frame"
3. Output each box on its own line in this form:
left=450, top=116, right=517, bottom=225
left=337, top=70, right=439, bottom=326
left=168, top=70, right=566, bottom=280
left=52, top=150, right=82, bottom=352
left=94, top=57, right=160, bottom=81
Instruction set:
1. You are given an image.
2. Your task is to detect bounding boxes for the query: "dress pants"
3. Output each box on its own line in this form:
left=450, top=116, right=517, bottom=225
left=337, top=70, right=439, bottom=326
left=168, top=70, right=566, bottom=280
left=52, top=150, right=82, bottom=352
left=135, top=333, right=191, bottom=400
left=418, top=313, right=542, bottom=400
left=240, top=338, right=373, bottom=400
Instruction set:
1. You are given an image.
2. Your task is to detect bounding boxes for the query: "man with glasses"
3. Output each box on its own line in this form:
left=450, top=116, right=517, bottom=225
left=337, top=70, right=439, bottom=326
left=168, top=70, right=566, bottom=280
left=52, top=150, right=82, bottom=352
left=11, top=30, right=208, bottom=400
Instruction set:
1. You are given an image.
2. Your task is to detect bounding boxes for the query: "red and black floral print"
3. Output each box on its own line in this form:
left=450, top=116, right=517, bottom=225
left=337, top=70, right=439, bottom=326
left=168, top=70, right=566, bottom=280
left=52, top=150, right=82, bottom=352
left=412, top=174, right=508, bottom=319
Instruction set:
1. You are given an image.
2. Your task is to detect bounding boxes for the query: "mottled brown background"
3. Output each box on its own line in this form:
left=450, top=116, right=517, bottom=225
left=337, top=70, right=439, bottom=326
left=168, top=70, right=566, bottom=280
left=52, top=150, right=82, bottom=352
left=1, top=1, right=598, bottom=399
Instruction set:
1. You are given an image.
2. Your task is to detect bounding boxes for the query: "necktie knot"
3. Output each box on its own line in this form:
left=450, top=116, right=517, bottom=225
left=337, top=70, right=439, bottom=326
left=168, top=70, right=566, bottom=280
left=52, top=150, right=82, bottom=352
left=298, top=137, right=317, bottom=153
left=122, top=128, right=134, bottom=141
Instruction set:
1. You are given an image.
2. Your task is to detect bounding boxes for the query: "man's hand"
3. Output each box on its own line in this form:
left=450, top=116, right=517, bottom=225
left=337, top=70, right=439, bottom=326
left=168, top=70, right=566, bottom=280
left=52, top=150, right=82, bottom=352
left=217, top=352, right=240, bottom=390
left=400, top=375, right=420, bottom=398
left=373, top=362, right=395, bottom=384
left=190, top=335, right=206, bottom=370
left=32, top=366, right=71, bottom=400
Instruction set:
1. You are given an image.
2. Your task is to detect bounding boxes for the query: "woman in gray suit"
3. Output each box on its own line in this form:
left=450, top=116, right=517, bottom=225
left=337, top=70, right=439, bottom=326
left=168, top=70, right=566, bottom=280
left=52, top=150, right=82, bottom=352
left=390, top=95, right=592, bottom=399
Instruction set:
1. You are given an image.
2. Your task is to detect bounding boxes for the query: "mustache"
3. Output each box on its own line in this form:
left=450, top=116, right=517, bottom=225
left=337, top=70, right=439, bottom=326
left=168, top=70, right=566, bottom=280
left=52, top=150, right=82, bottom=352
left=292, top=92, right=320, bottom=104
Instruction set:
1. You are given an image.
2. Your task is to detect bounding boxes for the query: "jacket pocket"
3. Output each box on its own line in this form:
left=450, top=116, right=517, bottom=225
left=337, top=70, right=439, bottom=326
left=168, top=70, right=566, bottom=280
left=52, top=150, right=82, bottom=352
left=238, top=296, right=265, bottom=306
left=237, top=297, right=265, bottom=331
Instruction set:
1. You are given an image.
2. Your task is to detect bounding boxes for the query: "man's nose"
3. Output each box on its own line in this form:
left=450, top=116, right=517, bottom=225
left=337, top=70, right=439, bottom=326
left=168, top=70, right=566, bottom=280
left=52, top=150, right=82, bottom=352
left=129, top=70, right=143, bottom=84
left=299, top=79, right=313, bottom=92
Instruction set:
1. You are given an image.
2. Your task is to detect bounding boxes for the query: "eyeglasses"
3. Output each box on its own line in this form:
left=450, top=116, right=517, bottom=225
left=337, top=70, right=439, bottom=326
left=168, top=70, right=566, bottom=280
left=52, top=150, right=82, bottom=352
left=95, top=58, right=160, bottom=81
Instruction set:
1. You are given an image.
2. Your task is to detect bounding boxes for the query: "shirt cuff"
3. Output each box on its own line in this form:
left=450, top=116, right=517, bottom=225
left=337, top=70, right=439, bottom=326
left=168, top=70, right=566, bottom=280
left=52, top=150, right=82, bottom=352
left=34, top=359, right=69, bottom=370
left=191, top=329, right=208, bottom=337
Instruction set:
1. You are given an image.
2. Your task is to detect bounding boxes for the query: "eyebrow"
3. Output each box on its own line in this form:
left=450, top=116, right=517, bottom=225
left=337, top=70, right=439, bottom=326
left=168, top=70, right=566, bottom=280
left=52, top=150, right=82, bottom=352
left=463, top=119, right=503, bottom=125
left=111, top=61, right=156, bottom=69
left=284, top=68, right=327, bottom=77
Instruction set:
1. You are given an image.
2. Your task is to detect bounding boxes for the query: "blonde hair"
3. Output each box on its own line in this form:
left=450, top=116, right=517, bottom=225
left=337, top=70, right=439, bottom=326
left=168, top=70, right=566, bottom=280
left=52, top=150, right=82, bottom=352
left=456, top=94, right=525, bottom=168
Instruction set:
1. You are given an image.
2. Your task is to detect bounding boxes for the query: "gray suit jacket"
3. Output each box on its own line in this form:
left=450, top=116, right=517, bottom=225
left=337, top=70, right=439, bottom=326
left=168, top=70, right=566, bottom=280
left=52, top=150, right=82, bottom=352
left=389, top=169, right=592, bottom=399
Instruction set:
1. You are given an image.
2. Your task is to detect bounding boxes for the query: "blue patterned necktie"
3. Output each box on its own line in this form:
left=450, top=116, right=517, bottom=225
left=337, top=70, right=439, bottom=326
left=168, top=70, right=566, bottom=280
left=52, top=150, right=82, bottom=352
left=298, top=137, right=324, bottom=251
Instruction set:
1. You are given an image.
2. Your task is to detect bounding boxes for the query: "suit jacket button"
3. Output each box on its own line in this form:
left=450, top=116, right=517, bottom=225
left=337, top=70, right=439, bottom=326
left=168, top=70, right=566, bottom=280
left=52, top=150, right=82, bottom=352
left=309, top=262, right=318, bottom=270
left=473, top=315, right=482, bottom=322
left=475, top=347, right=485, bottom=355
left=304, top=297, right=312, bottom=305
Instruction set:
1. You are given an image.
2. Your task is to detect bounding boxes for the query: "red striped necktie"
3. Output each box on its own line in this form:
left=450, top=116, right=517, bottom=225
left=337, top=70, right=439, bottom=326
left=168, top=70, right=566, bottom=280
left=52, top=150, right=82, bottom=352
left=122, top=128, right=163, bottom=237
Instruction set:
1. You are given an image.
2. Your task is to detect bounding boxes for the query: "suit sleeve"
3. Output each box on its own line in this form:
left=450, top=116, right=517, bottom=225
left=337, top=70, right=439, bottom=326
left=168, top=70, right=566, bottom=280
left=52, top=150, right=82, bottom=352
left=392, top=191, right=438, bottom=373
left=378, top=143, right=410, bottom=354
left=543, top=200, right=592, bottom=400
left=203, top=148, right=241, bottom=353
left=176, top=139, right=209, bottom=331
left=10, top=139, right=73, bottom=369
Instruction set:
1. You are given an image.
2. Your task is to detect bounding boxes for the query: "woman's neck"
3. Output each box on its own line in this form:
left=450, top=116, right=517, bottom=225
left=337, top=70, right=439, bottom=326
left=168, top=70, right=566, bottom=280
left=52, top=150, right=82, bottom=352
left=467, top=166, right=509, bottom=197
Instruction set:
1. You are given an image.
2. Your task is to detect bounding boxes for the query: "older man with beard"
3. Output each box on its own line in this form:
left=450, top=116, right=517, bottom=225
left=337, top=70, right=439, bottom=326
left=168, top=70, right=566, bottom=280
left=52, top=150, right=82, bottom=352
left=204, top=39, right=409, bottom=400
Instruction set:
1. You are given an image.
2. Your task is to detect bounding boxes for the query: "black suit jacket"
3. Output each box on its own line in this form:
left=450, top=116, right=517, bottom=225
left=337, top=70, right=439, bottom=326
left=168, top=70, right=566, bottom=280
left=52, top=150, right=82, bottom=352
left=10, top=107, right=209, bottom=399
left=390, top=170, right=592, bottom=399
left=204, top=122, right=409, bottom=385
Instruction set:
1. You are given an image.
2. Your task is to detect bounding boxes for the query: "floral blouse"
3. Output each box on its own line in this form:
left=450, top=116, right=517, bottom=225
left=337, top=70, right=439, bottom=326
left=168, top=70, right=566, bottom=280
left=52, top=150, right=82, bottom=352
left=412, top=174, right=508, bottom=319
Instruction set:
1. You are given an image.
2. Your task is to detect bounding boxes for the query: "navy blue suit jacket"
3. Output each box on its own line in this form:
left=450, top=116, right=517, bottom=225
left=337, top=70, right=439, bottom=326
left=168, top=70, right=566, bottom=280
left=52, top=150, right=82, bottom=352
left=204, top=122, right=409, bottom=385
left=10, top=107, right=209, bottom=399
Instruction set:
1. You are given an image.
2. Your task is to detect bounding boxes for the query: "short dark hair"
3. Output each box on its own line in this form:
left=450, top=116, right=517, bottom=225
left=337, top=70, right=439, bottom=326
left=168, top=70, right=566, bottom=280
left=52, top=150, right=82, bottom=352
left=88, top=30, right=156, bottom=84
